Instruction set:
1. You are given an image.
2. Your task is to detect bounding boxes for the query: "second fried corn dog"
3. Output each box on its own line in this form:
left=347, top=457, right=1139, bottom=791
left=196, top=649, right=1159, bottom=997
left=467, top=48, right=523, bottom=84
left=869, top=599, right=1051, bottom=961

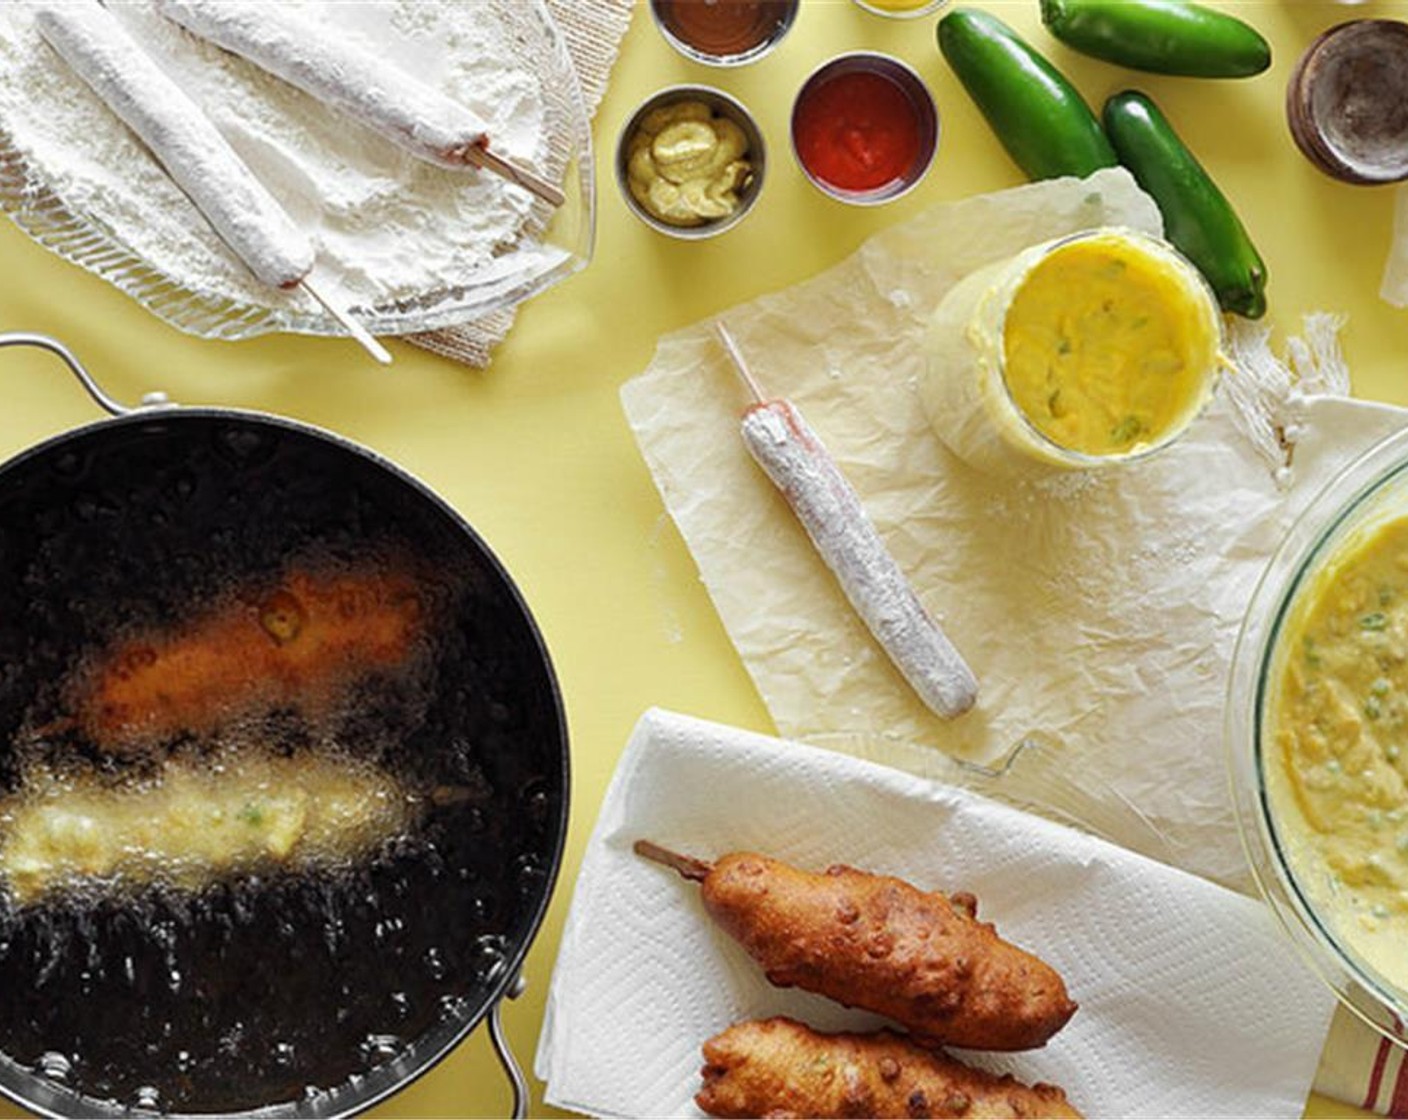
left=636, top=842, right=1077, bottom=1051
left=698, top=1017, right=1083, bottom=1119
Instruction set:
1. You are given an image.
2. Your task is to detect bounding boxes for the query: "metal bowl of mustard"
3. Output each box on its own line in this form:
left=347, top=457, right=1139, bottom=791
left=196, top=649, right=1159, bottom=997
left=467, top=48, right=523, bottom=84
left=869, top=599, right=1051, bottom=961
left=1228, top=425, right=1408, bottom=1044
left=615, top=85, right=766, bottom=240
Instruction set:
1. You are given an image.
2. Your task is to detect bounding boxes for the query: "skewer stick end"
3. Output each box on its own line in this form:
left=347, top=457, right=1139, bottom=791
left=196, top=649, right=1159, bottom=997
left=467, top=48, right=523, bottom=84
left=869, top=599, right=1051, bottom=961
left=713, top=321, right=767, bottom=404
left=463, top=145, right=566, bottom=208
left=632, top=839, right=714, bottom=882
left=302, top=277, right=393, bottom=366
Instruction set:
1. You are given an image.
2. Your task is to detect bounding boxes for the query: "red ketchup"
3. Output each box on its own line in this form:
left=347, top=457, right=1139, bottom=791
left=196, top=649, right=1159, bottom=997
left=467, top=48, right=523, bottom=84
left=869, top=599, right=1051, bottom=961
left=793, top=69, right=923, bottom=194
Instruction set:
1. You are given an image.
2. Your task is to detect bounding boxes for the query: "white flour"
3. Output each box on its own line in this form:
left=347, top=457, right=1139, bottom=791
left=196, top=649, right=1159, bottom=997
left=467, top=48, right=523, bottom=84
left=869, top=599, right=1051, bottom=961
left=0, top=0, right=550, bottom=312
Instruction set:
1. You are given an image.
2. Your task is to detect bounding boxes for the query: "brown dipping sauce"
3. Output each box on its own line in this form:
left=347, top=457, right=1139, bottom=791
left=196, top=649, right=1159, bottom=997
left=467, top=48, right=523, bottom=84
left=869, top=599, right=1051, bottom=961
left=1287, top=19, right=1408, bottom=184
left=651, top=0, right=794, bottom=61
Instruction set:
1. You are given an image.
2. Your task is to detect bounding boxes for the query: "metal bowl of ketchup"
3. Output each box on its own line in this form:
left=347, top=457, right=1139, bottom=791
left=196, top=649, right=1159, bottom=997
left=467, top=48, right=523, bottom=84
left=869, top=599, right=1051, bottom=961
left=790, top=52, right=939, bottom=205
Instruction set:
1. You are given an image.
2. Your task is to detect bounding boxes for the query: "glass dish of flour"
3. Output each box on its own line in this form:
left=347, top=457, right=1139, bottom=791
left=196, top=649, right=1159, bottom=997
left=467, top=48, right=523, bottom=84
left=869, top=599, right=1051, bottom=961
left=0, top=0, right=593, bottom=339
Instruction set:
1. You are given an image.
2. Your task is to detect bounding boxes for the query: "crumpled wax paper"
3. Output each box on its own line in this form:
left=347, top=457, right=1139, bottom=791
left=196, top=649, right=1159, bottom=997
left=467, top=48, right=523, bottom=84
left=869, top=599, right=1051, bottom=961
left=534, top=709, right=1338, bottom=1120
left=621, top=167, right=1408, bottom=890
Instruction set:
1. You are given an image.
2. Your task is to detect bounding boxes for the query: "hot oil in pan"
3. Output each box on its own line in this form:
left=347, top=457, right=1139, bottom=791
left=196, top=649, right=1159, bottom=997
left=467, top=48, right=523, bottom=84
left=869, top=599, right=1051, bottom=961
left=0, top=418, right=564, bottom=1114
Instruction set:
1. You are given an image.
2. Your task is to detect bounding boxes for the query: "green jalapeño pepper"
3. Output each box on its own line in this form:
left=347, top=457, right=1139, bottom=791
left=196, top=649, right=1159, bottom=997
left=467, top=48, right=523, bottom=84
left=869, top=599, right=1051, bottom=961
left=1103, top=90, right=1267, bottom=318
left=938, top=8, right=1117, bottom=182
left=1041, top=0, right=1271, bottom=78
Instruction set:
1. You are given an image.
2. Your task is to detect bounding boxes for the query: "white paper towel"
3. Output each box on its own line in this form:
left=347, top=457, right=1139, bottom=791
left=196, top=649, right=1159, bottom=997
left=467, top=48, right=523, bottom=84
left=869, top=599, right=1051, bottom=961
left=620, top=168, right=1408, bottom=892
left=536, top=708, right=1338, bottom=1120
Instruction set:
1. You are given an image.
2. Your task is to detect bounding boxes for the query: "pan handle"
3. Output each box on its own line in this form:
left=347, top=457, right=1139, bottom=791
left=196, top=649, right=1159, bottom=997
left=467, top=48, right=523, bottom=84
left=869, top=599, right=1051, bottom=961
left=487, top=972, right=530, bottom=1120
left=0, top=332, right=173, bottom=417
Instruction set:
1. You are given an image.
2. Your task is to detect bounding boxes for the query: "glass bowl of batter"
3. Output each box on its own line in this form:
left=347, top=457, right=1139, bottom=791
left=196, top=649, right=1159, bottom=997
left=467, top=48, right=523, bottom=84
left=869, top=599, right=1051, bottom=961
left=1229, top=425, right=1408, bottom=1042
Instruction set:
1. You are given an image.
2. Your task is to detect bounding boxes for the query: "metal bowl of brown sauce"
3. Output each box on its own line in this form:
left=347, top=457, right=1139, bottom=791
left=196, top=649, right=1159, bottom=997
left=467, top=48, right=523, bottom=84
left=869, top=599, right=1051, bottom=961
left=1287, top=19, right=1408, bottom=185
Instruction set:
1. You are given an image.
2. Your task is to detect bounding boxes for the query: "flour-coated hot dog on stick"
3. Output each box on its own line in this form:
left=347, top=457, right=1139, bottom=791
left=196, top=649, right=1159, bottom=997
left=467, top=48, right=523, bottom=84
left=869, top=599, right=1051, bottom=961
left=716, top=323, right=978, bottom=720
left=155, top=0, right=565, bottom=207
left=35, top=0, right=312, bottom=292
left=34, top=0, right=390, bottom=364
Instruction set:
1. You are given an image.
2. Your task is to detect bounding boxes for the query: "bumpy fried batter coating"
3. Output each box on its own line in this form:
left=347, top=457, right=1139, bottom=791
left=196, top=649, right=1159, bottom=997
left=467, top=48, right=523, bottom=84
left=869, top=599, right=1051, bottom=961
left=636, top=843, right=1076, bottom=1051
left=698, top=1017, right=1082, bottom=1119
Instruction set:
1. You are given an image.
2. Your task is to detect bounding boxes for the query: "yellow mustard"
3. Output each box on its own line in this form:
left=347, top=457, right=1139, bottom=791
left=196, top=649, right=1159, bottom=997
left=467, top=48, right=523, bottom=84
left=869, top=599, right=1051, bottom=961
left=1001, top=234, right=1217, bottom=457
left=1270, top=516, right=1408, bottom=989
left=626, top=101, right=751, bottom=227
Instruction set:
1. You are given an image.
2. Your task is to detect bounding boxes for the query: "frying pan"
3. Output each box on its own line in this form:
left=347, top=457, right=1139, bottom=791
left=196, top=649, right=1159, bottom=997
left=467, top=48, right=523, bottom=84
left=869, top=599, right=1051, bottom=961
left=0, top=333, right=568, bottom=1118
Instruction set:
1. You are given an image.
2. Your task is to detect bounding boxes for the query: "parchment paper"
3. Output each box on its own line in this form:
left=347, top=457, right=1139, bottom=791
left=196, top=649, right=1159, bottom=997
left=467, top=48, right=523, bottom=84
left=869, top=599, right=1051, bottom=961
left=621, top=167, right=1405, bottom=891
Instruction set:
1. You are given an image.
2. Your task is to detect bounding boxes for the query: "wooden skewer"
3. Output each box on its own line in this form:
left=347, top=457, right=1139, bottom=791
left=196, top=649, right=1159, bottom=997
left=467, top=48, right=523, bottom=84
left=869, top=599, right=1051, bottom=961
left=714, top=321, right=768, bottom=404
left=302, top=278, right=392, bottom=366
left=633, top=839, right=714, bottom=883
left=463, top=144, right=566, bottom=209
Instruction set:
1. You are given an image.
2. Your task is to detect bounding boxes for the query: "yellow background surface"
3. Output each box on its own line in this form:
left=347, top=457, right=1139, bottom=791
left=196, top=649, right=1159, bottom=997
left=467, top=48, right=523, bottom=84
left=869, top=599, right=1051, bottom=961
left=0, top=1, right=1403, bottom=1116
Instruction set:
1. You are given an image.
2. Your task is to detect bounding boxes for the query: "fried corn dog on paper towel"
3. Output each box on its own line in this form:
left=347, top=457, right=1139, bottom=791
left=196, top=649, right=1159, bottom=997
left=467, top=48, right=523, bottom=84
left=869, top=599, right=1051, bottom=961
left=535, top=709, right=1335, bottom=1118
left=620, top=166, right=1396, bottom=894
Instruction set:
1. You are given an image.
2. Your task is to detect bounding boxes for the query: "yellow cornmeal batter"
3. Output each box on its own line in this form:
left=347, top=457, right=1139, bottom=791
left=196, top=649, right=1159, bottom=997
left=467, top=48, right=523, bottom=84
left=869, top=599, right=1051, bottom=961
left=1271, top=516, right=1408, bottom=989
left=0, top=751, right=412, bottom=905
left=1001, top=234, right=1218, bottom=457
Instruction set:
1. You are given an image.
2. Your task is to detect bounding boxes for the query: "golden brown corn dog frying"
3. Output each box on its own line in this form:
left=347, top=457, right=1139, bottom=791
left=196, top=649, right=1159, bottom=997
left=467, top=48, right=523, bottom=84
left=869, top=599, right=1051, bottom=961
left=698, top=1017, right=1082, bottom=1119
left=67, top=566, right=425, bottom=749
left=635, top=843, right=1076, bottom=1051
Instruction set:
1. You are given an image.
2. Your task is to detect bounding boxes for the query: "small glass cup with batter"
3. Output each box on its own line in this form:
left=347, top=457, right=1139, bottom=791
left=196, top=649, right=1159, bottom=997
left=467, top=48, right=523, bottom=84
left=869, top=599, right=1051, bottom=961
left=919, top=227, right=1225, bottom=477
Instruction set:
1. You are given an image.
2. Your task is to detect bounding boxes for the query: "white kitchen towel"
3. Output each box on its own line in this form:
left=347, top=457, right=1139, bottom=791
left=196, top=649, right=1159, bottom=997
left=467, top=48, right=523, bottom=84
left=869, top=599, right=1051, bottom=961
left=1384, top=185, right=1408, bottom=308
left=535, top=708, right=1338, bottom=1120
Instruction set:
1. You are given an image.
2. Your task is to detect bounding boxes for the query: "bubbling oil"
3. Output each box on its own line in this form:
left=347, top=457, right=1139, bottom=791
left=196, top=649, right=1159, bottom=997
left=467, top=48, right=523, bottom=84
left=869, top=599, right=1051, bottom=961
left=0, top=673, right=554, bottom=1110
left=0, top=829, right=523, bottom=1113
left=0, top=417, right=566, bottom=1114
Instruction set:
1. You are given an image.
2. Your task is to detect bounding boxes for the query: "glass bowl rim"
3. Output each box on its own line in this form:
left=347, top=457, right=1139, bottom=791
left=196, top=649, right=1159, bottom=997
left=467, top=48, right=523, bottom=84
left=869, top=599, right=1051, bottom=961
left=1228, top=421, right=1408, bottom=1041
